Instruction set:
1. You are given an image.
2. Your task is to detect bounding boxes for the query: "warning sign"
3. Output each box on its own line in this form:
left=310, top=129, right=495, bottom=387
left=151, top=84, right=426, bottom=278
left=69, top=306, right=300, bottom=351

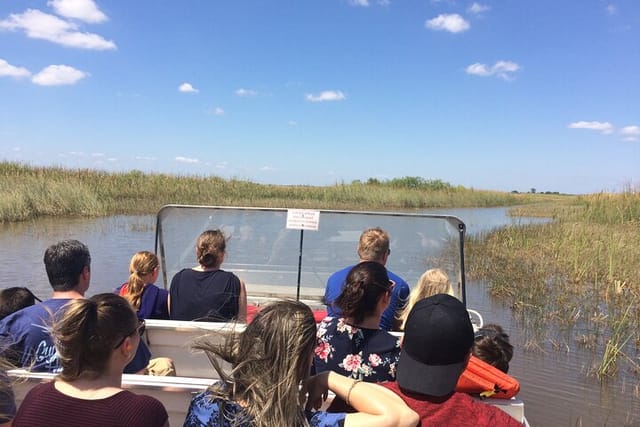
left=286, top=209, right=320, bottom=231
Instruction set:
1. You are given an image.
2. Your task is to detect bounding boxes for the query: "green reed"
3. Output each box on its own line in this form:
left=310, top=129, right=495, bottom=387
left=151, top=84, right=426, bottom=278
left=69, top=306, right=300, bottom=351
left=467, top=188, right=640, bottom=379
left=0, top=161, right=544, bottom=223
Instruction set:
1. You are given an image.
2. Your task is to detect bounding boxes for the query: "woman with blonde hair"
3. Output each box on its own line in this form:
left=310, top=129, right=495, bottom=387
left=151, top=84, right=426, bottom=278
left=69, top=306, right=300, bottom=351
left=397, top=268, right=453, bottom=330
left=184, top=299, right=418, bottom=427
left=170, top=229, right=247, bottom=322
left=116, top=251, right=169, bottom=320
left=13, top=294, right=168, bottom=427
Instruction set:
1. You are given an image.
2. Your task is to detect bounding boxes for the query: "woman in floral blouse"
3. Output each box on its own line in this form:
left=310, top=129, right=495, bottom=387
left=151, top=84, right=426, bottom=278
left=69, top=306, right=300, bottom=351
left=314, top=262, right=401, bottom=383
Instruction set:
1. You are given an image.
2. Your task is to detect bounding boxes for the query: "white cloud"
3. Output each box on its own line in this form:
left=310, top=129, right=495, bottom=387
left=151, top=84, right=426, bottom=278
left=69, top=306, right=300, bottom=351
left=288, top=120, right=297, bottom=126
left=135, top=156, right=157, bottom=161
left=606, top=4, right=617, bottom=15
left=32, top=64, right=88, bottom=86
left=468, top=3, right=490, bottom=14
left=567, top=121, right=614, bottom=134
left=305, top=90, right=346, bottom=102
left=349, top=0, right=370, bottom=6
left=0, top=9, right=116, bottom=50
left=48, top=0, right=108, bottom=23
left=0, top=59, right=31, bottom=78
left=620, top=125, right=640, bottom=141
left=425, top=14, right=470, bottom=33
left=175, top=156, right=200, bottom=164
left=260, top=166, right=276, bottom=171
left=466, top=60, right=520, bottom=80
left=235, top=88, right=257, bottom=97
left=178, top=82, right=198, bottom=93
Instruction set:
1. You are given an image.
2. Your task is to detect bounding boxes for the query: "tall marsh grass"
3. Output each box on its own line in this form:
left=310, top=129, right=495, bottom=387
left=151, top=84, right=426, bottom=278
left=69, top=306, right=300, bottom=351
left=0, top=161, right=544, bottom=223
left=468, top=188, right=640, bottom=379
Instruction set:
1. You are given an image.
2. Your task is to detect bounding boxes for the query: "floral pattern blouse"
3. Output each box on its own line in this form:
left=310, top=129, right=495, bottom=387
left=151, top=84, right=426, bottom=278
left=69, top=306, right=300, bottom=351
left=314, top=317, right=401, bottom=382
left=184, top=391, right=346, bottom=426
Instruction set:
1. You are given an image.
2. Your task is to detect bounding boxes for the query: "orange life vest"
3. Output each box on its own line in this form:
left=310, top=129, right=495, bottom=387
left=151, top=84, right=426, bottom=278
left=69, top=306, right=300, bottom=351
left=456, top=355, right=520, bottom=398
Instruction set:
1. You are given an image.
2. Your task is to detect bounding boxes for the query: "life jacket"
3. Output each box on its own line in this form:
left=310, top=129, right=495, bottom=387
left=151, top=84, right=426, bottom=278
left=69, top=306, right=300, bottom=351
left=456, top=355, right=520, bottom=398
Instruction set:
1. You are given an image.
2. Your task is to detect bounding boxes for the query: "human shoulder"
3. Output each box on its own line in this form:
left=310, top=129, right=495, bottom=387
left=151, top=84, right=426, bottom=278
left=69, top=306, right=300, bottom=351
left=452, top=392, right=522, bottom=426
left=113, top=391, right=168, bottom=425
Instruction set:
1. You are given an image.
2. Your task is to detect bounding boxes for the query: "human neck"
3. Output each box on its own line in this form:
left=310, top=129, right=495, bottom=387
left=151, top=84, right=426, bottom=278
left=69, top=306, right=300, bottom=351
left=51, top=289, right=85, bottom=299
left=347, top=315, right=380, bottom=329
left=194, top=265, right=220, bottom=272
left=56, top=372, right=123, bottom=399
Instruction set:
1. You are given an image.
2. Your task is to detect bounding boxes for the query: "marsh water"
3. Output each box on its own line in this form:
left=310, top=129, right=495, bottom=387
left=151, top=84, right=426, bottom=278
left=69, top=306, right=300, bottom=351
left=1, top=209, right=638, bottom=426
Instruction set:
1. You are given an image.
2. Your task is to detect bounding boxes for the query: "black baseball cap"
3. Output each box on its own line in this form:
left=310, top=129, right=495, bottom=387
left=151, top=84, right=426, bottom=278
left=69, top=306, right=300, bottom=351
left=397, top=293, right=474, bottom=396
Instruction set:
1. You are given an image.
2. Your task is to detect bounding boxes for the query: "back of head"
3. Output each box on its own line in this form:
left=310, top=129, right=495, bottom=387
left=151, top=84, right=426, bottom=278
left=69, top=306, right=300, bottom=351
left=398, top=268, right=453, bottom=330
left=44, top=240, right=91, bottom=292
left=335, top=261, right=392, bottom=324
left=472, top=324, right=513, bottom=373
left=126, top=251, right=159, bottom=309
left=54, top=293, right=138, bottom=381
left=196, top=230, right=226, bottom=268
left=356, top=227, right=390, bottom=262
left=397, top=294, right=474, bottom=397
left=195, top=300, right=316, bottom=427
left=0, top=287, right=39, bottom=320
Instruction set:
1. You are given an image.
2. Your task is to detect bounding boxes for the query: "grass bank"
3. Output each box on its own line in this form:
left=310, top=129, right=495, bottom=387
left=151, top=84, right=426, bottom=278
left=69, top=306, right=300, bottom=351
left=0, top=161, right=549, bottom=223
left=467, top=189, right=640, bottom=379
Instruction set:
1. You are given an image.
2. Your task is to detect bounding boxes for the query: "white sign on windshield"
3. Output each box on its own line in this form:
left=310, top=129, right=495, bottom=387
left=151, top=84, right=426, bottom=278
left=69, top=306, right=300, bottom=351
left=286, top=209, right=320, bottom=231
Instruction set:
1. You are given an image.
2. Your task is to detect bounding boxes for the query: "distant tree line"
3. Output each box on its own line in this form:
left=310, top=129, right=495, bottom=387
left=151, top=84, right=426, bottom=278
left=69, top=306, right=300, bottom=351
left=353, top=176, right=454, bottom=191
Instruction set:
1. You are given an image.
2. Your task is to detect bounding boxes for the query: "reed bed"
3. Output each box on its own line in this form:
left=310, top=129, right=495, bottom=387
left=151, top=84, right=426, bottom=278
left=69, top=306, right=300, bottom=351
left=0, top=161, right=542, bottom=223
left=467, top=188, right=640, bottom=379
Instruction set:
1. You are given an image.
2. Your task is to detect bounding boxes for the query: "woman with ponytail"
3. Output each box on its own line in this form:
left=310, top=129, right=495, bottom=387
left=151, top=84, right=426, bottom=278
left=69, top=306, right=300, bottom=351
left=314, top=262, right=401, bottom=383
left=13, top=293, right=169, bottom=427
left=116, top=251, right=169, bottom=320
left=169, top=230, right=247, bottom=322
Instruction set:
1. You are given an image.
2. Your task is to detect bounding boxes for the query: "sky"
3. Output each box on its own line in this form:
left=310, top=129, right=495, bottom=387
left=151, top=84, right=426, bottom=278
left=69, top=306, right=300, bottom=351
left=0, top=0, right=638, bottom=194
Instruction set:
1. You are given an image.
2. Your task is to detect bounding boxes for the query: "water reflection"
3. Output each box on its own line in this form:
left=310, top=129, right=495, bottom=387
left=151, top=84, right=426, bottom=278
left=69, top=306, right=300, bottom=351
left=0, top=210, right=637, bottom=426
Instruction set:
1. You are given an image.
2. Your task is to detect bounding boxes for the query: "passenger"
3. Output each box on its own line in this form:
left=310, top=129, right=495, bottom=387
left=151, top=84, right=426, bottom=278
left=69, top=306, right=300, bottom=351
left=324, top=227, right=410, bottom=331
left=0, top=287, right=41, bottom=321
left=184, top=300, right=418, bottom=427
left=0, top=358, right=16, bottom=427
left=315, top=262, right=401, bottom=382
left=397, top=268, right=454, bottom=330
left=116, top=251, right=169, bottom=320
left=170, top=229, right=247, bottom=322
left=12, top=293, right=169, bottom=427
left=473, top=324, right=514, bottom=373
left=383, top=294, right=523, bottom=426
left=0, top=240, right=91, bottom=371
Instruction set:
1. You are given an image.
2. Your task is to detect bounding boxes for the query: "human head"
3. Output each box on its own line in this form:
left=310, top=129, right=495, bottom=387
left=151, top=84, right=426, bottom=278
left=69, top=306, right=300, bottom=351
left=397, top=294, right=474, bottom=397
left=0, top=287, right=40, bottom=320
left=398, top=268, right=454, bottom=330
left=335, top=261, right=393, bottom=325
left=43, top=240, right=91, bottom=293
left=472, top=324, right=513, bottom=373
left=356, top=227, right=390, bottom=263
left=194, top=300, right=316, bottom=427
left=125, top=251, right=159, bottom=309
left=53, top=293, right=140, bottom=381
left=196, top=229, right=226, bottom=269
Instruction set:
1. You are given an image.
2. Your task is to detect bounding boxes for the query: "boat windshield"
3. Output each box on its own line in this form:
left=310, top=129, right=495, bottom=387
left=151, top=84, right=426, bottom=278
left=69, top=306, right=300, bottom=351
left=155, top=205, right=467, bottom=305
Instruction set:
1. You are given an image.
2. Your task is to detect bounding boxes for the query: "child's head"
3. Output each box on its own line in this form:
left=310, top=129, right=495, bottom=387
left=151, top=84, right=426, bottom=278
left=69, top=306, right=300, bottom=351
left=0, top=287, right=40, bottom=320
left=472, top=324, right=514, bottom=373
left=124, top=251, right=159, bottom=309
left=398, top=268, right=453, bottom=330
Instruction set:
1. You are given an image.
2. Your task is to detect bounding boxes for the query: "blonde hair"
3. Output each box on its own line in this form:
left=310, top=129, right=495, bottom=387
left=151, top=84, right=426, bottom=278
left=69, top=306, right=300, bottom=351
left=53, top=293, right=138, bottom=381
left=124, top=251, right=159, bottom=310
left=398, top=268, right=453, bottom=330
left=356, top=227, right=390, bottom=262
left=196, top=230, right=227, bottom=269
left=192, top=300, right=316, bottom=427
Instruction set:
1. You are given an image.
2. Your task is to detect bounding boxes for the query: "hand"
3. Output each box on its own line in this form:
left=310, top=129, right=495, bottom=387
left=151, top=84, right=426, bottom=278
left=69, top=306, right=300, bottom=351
left=303, top=371, right=330, bottom=411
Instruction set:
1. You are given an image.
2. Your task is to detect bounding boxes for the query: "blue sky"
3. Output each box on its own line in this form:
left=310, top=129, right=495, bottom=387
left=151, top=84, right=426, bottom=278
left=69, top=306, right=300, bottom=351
left=0, top=0, right=638, bottom=194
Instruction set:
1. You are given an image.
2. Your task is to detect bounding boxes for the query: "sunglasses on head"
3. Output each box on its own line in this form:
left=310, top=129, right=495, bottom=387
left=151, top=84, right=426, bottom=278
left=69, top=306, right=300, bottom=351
left=113, top=319, right=146, bottom=349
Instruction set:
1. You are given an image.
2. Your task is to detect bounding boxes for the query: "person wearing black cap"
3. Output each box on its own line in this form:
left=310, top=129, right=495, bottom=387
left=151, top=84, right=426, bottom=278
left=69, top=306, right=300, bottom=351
left=384, top=294, right=523, bottom=426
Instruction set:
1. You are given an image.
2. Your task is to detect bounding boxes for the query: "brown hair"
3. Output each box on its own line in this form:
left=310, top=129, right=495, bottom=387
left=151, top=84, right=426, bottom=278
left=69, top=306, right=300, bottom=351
left=192, top=300, right=316, bottom=427
left=398, top=268, right=453, bottom=330
left=53, top=293, right=138, bottom=381
left=335, top=261, right=392, bottom=325
left=356, top=227, right=390, bottom=262
left=196, top=230, right=227, bottom=269
left=124, top=251, right=159, bottom=310
left=472, top=324, right=514, bottom=373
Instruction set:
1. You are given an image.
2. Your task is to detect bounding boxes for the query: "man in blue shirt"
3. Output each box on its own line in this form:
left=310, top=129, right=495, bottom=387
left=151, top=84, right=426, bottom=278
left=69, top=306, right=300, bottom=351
left=324, top=227, right=410, bottom=331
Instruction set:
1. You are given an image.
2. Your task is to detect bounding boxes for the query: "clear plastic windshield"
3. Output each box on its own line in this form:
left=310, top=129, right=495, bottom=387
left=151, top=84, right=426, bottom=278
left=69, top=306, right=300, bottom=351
left=155, top=205, right=467, bottom=304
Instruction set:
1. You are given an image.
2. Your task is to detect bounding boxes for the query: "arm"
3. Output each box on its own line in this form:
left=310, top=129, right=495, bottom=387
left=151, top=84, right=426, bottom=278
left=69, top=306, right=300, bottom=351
left=237, top=279, right=247, bottom=322
left=305, top=371, right=418, bottom=427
